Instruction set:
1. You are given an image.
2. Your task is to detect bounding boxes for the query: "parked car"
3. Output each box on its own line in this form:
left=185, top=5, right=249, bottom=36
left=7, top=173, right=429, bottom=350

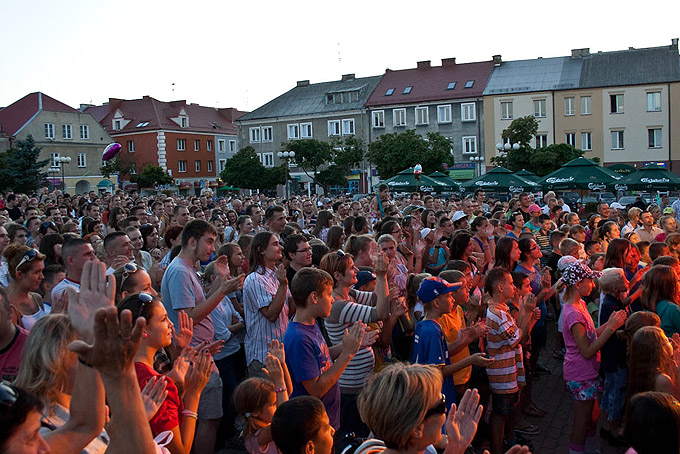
left=617, top=196, right=638, bottom=207
left=559, top=191, right=581, bottom=209
left=594, top=192, right=616, bottom=204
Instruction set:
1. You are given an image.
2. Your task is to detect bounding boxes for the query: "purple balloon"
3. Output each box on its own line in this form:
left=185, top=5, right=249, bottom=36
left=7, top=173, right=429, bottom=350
left=102, top=143, right=122, bottom=161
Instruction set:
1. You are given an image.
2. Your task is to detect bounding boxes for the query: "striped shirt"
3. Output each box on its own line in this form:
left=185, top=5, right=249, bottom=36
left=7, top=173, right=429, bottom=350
left=325, top=289, right=377, bottom=392
left=243, top=266, right=291, bottom=365
left=486, top=304, right=525, bottom=394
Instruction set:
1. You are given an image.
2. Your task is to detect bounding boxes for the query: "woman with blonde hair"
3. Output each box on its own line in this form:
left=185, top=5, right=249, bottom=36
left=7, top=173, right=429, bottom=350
left=4, top=244, right=47, bottom=330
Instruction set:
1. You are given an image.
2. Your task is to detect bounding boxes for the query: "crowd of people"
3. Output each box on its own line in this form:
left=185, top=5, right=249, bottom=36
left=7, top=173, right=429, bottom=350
left=2, top=185, right=680, bottom=454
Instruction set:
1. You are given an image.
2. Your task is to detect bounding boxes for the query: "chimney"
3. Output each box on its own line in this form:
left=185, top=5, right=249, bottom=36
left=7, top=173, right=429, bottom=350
left=492, top=55, right=502, bottom=66
left=571, top=48, right=590, bottom=58
left=79, top=103, right=94, bottom=111
left=417, top=60, right=431, bottom=69
left=672, top=38, right=679, bottom=48
left=297, top=80, right=310, bottom=87
left=441, top=58, right=456, bottom=67
left=341, top=73, right=355, bottom=81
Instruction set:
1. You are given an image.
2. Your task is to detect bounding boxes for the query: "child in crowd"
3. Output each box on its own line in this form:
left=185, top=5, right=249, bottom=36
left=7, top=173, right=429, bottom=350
left=560, top=262, right=627, bottom=454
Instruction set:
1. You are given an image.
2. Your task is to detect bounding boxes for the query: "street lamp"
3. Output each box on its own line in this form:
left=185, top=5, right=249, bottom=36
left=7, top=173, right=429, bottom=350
left=496, top=142, right=521, bottom=154
left=277, top=151, right=295, bottom=199
left=47, top=167, right=60, bottom=191
left=468, top=156, right=484, bottom=178
left=51, top=156, right=72, bottom=192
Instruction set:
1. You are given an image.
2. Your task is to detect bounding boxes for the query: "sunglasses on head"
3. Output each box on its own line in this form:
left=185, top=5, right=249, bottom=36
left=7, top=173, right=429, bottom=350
left=120, top=262, right=139, bottom=290
left=15, top=249, right=38, bottom=272
left=0, top=381, right=18, bottom=409
left=136, top=292, right=154, bottom=319
left=424, top=394, right=446, bottom=419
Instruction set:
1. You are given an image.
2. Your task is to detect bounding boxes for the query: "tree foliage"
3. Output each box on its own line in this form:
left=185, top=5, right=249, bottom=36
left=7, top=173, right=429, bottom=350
left=281, top=139, right=333, bottom=193
left=132, top=165, right=173, bottom=189
left=99, top=155, right=137, bottom=179
left=219, top=146, right=286, bottom=190
left=366, top=130, right=453, bottom=180
left=0, top=135, right=50, bottom=193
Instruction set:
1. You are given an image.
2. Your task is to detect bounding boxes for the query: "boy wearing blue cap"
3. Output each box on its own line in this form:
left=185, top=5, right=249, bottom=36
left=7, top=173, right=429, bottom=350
left=411, top=277, right=492, bottom=408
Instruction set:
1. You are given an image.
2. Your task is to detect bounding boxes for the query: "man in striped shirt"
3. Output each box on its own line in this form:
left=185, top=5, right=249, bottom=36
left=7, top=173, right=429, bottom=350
left=485, top=268, right=539, bottom=454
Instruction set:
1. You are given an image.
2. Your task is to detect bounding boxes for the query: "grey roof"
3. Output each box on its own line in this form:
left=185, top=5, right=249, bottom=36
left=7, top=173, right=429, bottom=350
left=237, top=75, right=383, bottom=121
left=579, top=45, right=680, bottom=88
left=483, top=56, right=583, bottom=95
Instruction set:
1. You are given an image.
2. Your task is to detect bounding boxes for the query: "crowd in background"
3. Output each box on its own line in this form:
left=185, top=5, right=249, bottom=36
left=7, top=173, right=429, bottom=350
left=2, top=185, right=680, bottom=454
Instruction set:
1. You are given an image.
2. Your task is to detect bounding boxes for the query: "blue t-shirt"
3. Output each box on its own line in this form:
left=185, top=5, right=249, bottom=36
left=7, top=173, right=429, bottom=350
left=411, top=320, right=456, bottom=405
left=284, top=321, right=340, bottom=429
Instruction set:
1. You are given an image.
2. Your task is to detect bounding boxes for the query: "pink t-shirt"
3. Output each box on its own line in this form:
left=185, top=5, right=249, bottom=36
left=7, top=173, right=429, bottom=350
left=562, top=300, right=600, bottom=381
left=0, top=326, right=29, bottom=381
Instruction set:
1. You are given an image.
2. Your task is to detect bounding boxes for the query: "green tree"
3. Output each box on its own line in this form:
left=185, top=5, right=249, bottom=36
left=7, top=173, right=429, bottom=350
left=219, top=146, right=286, bottom=190
left=366, top=130, right=453, bottom=179
left=529, top=144, right=589, bottom=176
left=132, top=165, right=173, bottom=189
left=0, top=135, right=50, bottom=193
left=490, top=116, right=539, bottom=171
left=99, top=155, right=137, bottom=179
left=281, top=139, right=333, bottom=193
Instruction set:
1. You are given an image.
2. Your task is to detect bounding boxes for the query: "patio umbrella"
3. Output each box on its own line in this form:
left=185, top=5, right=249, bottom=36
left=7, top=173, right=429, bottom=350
left=613, top=164, right=680, bottom=191
left=513, top=169, right=540, bottom=182
left=607, top=163, right=637, bottom=176
left=379, top=167, right=455, bottom=193
left=461, top=167, right=539, bottom=193
left=428, top=171, right=462, bottom=192
left=537, top=157, right=621, bottom=191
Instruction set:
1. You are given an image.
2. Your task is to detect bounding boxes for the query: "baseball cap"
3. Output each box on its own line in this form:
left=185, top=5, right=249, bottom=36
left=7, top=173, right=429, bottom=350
left=354, top=270, right=377, bottom=290
left=403, top=205, right=424, bottom=216
left=610, top=202, right=625, bottom=210
left=452, top=211, right=468, bottom=222
left=663, top=207, right=675, bottom=215
left=557, top=255, right=579, bottom=271
left=562, top=261, right=601, bottom=286
left=528, top=203, right=542, bottom=214
left=417, top=277, right=462, bottom=303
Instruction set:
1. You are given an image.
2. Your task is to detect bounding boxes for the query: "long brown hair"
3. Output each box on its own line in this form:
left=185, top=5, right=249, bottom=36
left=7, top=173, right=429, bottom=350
left=641, top=265, right=679, bottom=312
left=627, top=326, right=677, bottom=399
left=249, top=231, right=275, bottom=274
left=603, top=238, right=632, bottom=269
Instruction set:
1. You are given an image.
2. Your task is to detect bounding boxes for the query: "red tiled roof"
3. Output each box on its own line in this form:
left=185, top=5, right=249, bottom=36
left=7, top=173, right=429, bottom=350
left=88, top=96, right=246, bottom=135
left=0, top=92, right=78, bottom=137
left=365, top=60, right=495, bottom=107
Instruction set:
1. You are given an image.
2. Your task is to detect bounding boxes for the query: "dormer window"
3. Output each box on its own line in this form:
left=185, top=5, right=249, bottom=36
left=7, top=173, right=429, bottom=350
left=325, top=91, right=359, bottom=105
left=180, top=116, right=189, bottom=128
left=113, top=120, right=121, bottom=130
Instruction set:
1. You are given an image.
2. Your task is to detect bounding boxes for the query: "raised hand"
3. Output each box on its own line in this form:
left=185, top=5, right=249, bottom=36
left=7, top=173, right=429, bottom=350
left=607, top=310, right=627, bottom=330
left=268, top=339, right=286, bottom=365
left=220, top=273, right=245, bottom=295
left=276, top=263, right=288, bottom=285
left=261, top=353, right=285, bottom=387
left=172, top=310, right=193, bottom=350
left=213, top=255, right=231, bottom=280
left=67, top=260, right=116, bottom=343
left=342, top=322, right=366, bottom=355
left=469, top=352, right=494, bottom=367
left=141, top=375, right=168, bottom=420
left=185, top=349, right=212, bottom=395
left=69, top=306, right=145, bottom=379
left=444, top=388, right=483, bottom=454
left=360, top=328, right=379, bottom=348
left=374, top=252, right=388, bottom=276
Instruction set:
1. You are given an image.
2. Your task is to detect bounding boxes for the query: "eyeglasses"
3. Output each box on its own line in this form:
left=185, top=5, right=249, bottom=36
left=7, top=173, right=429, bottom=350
left=0, top=381, right=18, bottom=408
left=120, top=262, right=139, bottom=291
left=136, top=292, right=154, bottom=319
left=15, top=249, right=38, bottom=272
left=424, top=394, right=446, bottom=419
left=295, top=247, right=312, bottom=254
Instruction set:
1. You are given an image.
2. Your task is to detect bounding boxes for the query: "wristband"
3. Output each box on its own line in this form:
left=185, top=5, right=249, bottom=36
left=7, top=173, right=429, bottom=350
left=78, top=356, right=94, bottom=368
left=275, top=387, right=287, bottom=393
left=182, top=410, right=198, bottom=419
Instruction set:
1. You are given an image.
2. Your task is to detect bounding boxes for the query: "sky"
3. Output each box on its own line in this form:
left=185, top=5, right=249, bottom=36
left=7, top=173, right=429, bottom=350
left=1, top=0, right=679, bottom=113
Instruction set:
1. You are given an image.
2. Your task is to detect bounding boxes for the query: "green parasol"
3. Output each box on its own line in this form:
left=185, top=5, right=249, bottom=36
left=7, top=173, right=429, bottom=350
left=428, top=171, right=462, bottom=192
left=377, top=168, right=456, bottom=193
left=461, top=167, right=539, bottom=193
left=537, top=157, right=621, bottom=191
left=513, top=169, right=540, bottom=182
left=612, top=164, right=680, bottom=191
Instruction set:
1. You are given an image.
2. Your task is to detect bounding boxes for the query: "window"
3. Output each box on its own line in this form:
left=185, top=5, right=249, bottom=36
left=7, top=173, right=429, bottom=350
left=61, top=124, right=72, bottom=139
left=610, top=94, right=624, bottom=114
left=565, top=97, right=575, bottom=116
left=128, top=140, right=135, bottom=153
left=461, top=103, right=476, bottom=121
left=130, top=162, right=137, bottom=175
left=462, top=136, right=477, bottom=154
left=402, top=86, right=412, bottom=94
left=287, top=124, right=300, bottom=140
left=393, top=109, right=406, bottom=127
left=195, top=160, right=201, bottom=172
left=611, top=130, right=625, bottom=150
left=581, top=132, right=592, bottom=151
left=219, top=159, right=226, bottom=171
left=565, top=133, right=576, bottom=146
left=533, top=99, right=547, bottom=118
left=194, top=139, right=200, bottom=151
left=261, top=126, right=273, bottom=143
left=501, top=101, right=513, bottom=120
left=648, top=128, right=662, bottom=148
left=415, top=107, right=428, bottom=125
left=446, top=82, right=456, bottom=90
left=581, top=96, right=591, bottom=115
left=372, top=111, right=385, bottom=128
left=113, top=120, right=121, bottom=130
left=77, top=153, right=86, bottom=168
left=385, top=88, right=394, bottom=96
left=647, top=92, right=662, bottom=112
left=207, top=160, right=213, bottom=172
left=79, top=125, right=89, bottom=140
left=261, top=153, right=274, bottom=167
left=180, top=117, right=188, bottom=128
left=44, top=123, right=55, bottom=139
left=326, top=91, right=359, bottom=104
left=177, top=139, right=186, bottom=151
left=207, top=140, right=212, bottom=152
left=218, top=140, right=225, bottom=152
left=178, top=161, right=187, bottom=173
left=328, top=120, right=340, bottom=136
left=536, top=134, right=548, bottom=148
left=437, top=105, right=452, bottom=123
left=342, top=119, right=355, bottom=135
left=300, top=122, right=313, bottom=138
left=50, top=152, right=60, bottom=167
left=229, top=140, right=236, bottom=152
left=464, top=80, right=474, bottom=88
left=249, top=127, right=261, bottom=143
